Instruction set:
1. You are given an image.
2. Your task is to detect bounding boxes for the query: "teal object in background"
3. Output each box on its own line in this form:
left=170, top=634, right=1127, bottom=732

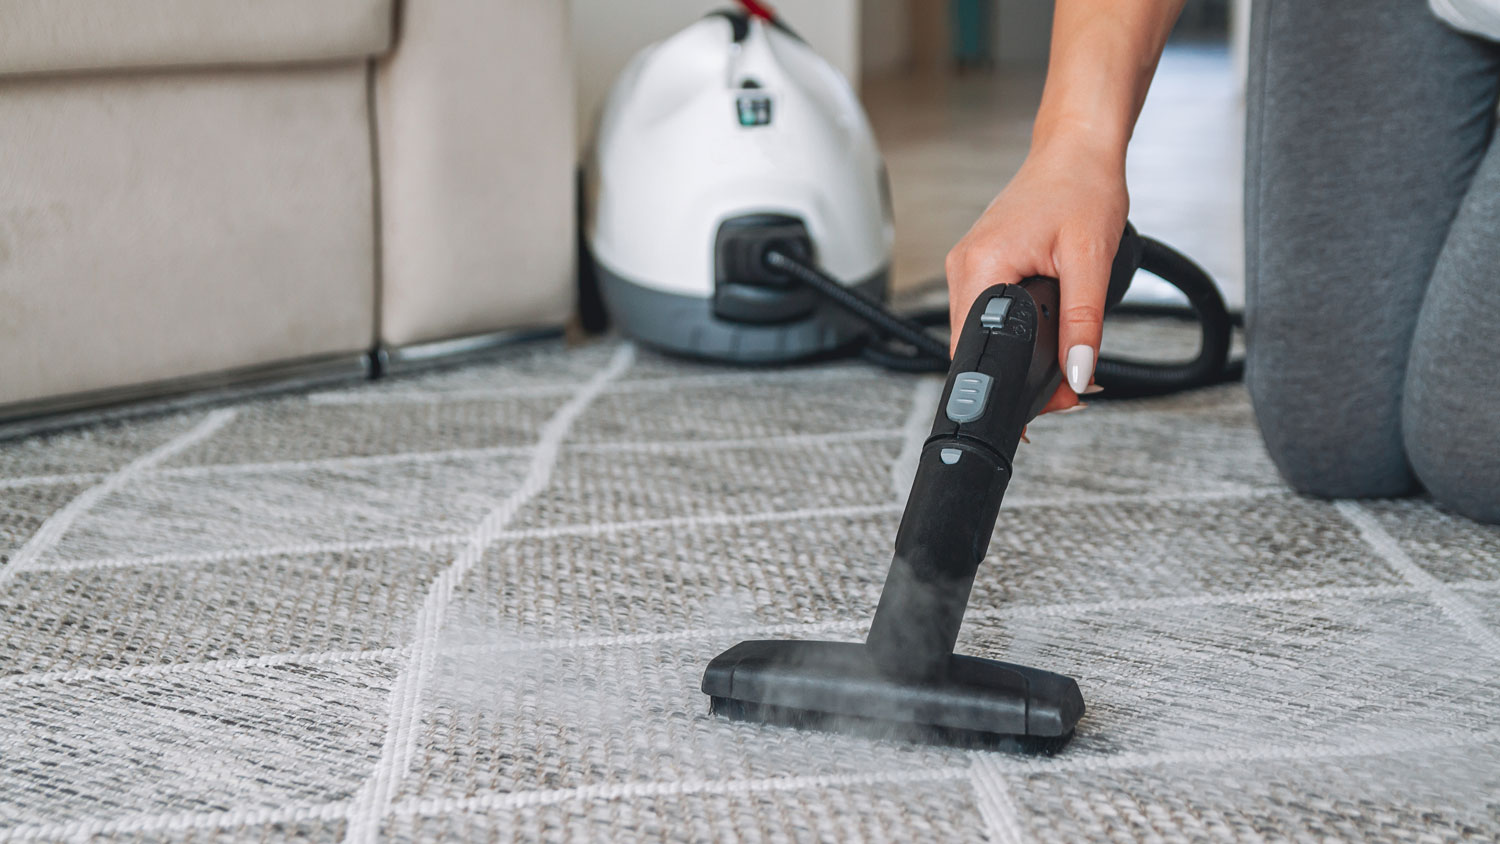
left=951, top=0, right=993, bottom=67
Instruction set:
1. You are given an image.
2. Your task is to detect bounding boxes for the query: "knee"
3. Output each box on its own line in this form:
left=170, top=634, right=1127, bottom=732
left=1403, top=380, right=1500, bottom=524
left=1246, top=351, right=1416, bottom=500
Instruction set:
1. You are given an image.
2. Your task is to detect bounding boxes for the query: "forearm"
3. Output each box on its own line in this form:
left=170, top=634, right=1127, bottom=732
left=1032, top=0, right=1186, bottom=160
left=947, top=0, right=1185, bottom=404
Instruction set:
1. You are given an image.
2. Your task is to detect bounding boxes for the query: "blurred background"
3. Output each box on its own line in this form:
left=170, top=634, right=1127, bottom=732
left=1, top=0, right=1246, bottom=430
left=572, top=0, right=1246, bottom=309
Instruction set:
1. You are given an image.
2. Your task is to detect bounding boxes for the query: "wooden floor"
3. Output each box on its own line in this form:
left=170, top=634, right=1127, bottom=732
left=862, top=44, right=1245, bottom=309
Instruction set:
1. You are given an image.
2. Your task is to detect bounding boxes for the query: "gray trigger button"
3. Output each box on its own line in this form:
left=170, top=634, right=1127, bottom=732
left=945, top=371, right=992, bottom=423
left=940, top=448, right=962, bottom=464
left=980, top=297, right=1012, bottom=329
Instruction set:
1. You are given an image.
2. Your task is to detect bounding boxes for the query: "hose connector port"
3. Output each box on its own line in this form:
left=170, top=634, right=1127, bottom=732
left=713, top=214, right=817, bottom=323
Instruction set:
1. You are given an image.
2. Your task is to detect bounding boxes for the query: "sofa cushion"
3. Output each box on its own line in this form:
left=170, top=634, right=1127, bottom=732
left=0, top=0, right=394, bottom=77
left=375, top=0, right=576, bottom=346
left=0, top=64, right=378, bottom=407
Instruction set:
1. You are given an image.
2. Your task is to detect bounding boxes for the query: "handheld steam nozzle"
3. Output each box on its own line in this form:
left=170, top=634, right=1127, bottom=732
left=702, top=273, right=1085, bottom=750
left=862, top=276, right=1062, bottom=679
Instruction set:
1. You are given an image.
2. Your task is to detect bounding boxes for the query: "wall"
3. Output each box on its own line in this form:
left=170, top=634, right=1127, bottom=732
left=907, top=0, right=946, bottom=74
left=860, top=0, right=910, bottom=77
left=571, top=0, right=859, bottom=150
left=994, top=0, right=1052, bottom=68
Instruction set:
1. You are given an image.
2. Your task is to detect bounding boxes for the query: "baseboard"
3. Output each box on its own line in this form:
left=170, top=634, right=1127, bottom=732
left=374, top=326, right=565, bottom=376
left=0, top=353, right=372, bottom=441
left=0, top=326, right=569, bottom=441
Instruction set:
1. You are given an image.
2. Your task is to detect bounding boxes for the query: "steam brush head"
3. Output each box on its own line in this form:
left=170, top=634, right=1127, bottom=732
left=702, top=639, right=1083, bottom=752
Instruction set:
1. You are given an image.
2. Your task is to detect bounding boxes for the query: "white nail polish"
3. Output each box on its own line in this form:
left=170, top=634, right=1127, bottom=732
left=1053, top=402, right=1089, bottom=415
left=1066, top=345, right=1095, bottom=395
left=1081, top=384, right=1104, bottom=395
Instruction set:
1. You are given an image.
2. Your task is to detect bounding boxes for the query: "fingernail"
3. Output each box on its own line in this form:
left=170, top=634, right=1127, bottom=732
left=1054, top=402, right=1089, bottom=415
left=1066, top=345, right=1095, bottom=395
left=1082, top=384, right=1104, bottom=395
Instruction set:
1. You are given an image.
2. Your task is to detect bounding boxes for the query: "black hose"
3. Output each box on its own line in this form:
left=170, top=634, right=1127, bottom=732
left=1091, top=237, right=1235, bottom=397
left=765, top=240, right=1240, bottom=396
left=858, top=342, right=949, bottom=372
left=763, top=250, right=951, bottom=364
left=857, top=306, right=950, bottom=372
left=1109, top=301, right=1245, bottom=328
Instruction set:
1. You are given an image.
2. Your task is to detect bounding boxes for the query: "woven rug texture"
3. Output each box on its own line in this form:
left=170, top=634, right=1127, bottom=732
left=2, top=337, right=1498, bottom=843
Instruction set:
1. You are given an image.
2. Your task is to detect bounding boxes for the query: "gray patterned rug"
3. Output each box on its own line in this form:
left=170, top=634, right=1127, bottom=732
left=2, top=337, right=1498, bottom=843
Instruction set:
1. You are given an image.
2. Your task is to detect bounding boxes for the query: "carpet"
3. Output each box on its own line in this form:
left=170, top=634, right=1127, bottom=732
left=2, top=337, right=1498, bottom=843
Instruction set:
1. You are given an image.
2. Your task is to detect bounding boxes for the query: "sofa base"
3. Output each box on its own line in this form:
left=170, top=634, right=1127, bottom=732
left=375, top=326, right=565, bottom=376
left=0, top=353, right=372, bottom=441
left=0, top=326, right=575, bottom=440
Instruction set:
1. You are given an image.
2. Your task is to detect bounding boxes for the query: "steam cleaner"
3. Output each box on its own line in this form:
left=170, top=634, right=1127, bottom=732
left=585, top=5, right=1237, bottom=748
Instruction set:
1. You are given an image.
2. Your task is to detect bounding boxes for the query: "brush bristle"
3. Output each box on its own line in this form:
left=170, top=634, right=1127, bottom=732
left=708, top=695, right=1073, bottom=755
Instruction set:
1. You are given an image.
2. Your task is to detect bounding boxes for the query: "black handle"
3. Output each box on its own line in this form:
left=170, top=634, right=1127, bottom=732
left=864, top=279, right=1061, bottom=680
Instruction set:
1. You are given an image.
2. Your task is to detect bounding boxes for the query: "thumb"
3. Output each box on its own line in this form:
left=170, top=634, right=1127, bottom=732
left=1056, top=235, right=1112, bottom=395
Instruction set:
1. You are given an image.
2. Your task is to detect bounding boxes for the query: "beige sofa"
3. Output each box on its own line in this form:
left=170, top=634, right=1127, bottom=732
left=0, top=0, right=576, bottom=428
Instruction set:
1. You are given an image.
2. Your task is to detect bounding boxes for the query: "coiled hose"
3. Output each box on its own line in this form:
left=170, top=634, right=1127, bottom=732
left=763, top=238, right=1240, bottom=396
left=1092, top=236, right=1239, bottom=397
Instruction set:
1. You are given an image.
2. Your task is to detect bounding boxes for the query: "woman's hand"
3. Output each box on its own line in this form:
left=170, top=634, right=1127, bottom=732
left=943, top=0, right=1184, bottom=414
left=945, top=132, right=1129, bottom=413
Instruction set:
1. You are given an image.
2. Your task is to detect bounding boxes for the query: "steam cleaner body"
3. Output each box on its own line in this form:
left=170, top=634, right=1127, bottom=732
left=585, top=10, right=892, bottom=363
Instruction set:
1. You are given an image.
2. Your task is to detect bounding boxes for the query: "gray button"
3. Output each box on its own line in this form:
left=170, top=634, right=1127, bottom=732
left=980, top=297, right=1013, bottom=329
left=945, top=371, right=993, bottom=423
left=940, top=448, right=962, bottom=465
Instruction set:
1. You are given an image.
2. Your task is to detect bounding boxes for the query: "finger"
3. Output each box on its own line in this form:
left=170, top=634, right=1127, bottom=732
left=945, top=251, right=991, bottom=358
left=947, top=291, right=965, bottom=359
left=945, top=247, right=1010, bottom=357
left=1056, top=232, right=1112, bottom=395
left=1039, top=385, right=1078, bottom=414
left=942, top=247, right=1026, bottom=359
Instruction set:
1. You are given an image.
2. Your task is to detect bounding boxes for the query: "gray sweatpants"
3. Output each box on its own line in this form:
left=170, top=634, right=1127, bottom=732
left=1245, top=0, right=1500, bottom=523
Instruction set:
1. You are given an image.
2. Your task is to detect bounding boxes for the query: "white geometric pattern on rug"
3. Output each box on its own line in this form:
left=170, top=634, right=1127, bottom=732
left=2, top=338, right=1498, bottom=842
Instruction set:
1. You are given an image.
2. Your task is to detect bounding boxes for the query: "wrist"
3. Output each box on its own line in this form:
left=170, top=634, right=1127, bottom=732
left=1029, top=115, right=1129, bottom=166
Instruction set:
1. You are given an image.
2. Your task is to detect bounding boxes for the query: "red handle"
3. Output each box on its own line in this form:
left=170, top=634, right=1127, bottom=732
left=737, top=0, right=777, bottom=21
